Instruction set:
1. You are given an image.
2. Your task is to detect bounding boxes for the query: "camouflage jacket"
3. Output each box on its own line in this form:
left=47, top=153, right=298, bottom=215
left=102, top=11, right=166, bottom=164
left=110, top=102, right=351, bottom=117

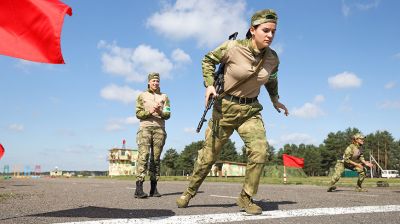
left=136, top=89, right=170, bottom=128
left=201, top=38, right=280, bottom=102
left=343, top=143, right=366, bottom=164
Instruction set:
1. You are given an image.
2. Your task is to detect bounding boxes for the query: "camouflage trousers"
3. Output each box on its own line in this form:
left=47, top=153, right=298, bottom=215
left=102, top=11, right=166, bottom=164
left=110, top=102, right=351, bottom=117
left=329, top=160, right=366, bottom=187
left=186, top=99, right=269, bottom=197
left=136, top=126, right=167, bottom=182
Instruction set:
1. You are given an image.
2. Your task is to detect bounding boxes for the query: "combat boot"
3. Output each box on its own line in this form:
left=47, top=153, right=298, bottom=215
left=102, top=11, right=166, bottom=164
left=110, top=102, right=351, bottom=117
left=327, top=185, right=337, bottom=192
left=149, top=180, right=161, bottom=197
left=236, top=190, right=262, bottom=215
left=355, top=187, right=368, bottom=192
left=176, top=190, right=192, bottom=208
left=134, top=180, right=148, bottom=198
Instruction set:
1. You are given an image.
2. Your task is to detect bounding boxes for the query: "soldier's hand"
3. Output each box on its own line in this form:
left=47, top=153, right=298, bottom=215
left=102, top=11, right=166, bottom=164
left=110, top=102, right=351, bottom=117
left=149, top=105, right=161, bottom=116
left=205, top=86, right=217, bottom=107
left=273, top=101, right=289, bottom=116
left=365, top=162, right=374, bottom=168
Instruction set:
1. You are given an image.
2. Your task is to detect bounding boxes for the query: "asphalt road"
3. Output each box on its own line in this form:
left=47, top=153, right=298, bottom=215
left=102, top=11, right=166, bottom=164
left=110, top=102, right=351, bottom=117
left=1, top=177, right=400, bottom=224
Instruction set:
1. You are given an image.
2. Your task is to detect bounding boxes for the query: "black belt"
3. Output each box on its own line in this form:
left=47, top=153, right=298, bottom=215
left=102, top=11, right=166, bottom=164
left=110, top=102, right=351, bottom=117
left=223, top=94, right=258, bottom=104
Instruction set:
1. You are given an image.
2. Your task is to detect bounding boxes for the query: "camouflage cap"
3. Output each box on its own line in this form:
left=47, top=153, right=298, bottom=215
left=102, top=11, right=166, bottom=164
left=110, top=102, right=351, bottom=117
left=148, top=72, right=160, bottom=81
left=250, top=9, right=278, bottom=26
left=246, top=9, right=278, bottom=38
left=353, top=133, right=365, bottom=140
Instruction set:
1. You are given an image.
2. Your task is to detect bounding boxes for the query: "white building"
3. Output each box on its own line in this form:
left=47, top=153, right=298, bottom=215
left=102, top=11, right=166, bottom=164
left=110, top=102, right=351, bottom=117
left=108, top=148, right=138, bottom=176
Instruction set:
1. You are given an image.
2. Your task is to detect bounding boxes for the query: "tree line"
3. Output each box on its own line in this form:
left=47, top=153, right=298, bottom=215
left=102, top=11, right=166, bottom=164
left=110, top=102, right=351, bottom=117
left=161, top=127, right=400, bottom=177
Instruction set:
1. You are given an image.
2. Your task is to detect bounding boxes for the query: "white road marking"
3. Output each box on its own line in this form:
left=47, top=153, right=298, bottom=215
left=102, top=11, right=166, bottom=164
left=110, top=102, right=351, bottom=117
left=209, top=194, right=237, bottom=199
left=58, top=205, right=400, bottom=224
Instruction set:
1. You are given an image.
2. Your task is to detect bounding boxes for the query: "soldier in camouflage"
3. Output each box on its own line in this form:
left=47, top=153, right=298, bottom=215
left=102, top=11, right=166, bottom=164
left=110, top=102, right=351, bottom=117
left=134, top=72, right=171, bottom=198
left=327, top=133, right=374, bottom=192
left=176, top=9, right=289, bottom=215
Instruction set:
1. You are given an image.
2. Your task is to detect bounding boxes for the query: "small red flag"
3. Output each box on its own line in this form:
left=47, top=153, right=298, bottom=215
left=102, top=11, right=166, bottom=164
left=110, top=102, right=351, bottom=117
left=0, top=0, right=72, bottom=64
left=0, top=144, right=4, bottom=160
left=283, top=154, right=304, bottom=168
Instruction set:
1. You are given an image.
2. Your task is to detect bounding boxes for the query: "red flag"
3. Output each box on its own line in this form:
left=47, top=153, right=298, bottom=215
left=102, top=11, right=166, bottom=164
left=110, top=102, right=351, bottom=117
left=0, top=0, right=72, bottom=64
left=283, top=154, right=304, bottom=168
left=0, top=144, right=4, bottom=160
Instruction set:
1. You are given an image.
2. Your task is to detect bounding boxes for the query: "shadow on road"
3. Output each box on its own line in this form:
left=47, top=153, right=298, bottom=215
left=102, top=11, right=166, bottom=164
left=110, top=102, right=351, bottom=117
left=12, top=184, right=34, bottom=187
left=29, top=206, right=175, bottom=219
left=161, top=191, right=204, bottom=197
left=188, top=200, right=297, bottom=210
left=258, top=200, right=297, bottom=211
left=189, top=202, right=237, bottom=208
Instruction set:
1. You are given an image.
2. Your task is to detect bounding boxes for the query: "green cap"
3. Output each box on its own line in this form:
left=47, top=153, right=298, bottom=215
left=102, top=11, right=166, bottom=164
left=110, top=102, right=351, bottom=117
left=250, top=9, right=278, bottom=26
left=148, top=72, right=160, bottom=81
left=352, top=133, right=365, bottom=140
left=246, top=9, right=278, bottom=38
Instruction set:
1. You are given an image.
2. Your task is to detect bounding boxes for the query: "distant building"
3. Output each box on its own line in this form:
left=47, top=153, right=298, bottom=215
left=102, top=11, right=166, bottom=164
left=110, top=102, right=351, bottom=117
left=50, top=168, right=62, bottom=177
left=108, top=148, right=138, bottom=176
left=209, top=161, right=247, bottom=177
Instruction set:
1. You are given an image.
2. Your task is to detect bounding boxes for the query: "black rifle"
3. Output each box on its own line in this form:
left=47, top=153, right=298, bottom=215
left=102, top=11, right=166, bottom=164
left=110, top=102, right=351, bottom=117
left=196, top=32, right=238, bottom=133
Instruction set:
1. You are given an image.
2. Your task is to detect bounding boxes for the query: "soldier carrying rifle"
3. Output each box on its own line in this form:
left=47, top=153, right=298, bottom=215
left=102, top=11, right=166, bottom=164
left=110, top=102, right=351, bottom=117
left=177, top=9, right=289, bottom=215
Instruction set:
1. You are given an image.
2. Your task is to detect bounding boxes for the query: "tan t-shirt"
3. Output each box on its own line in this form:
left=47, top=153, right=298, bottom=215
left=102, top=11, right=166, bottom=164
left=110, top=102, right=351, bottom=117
left=202, top=39, right=280, bottom=99
left=136, top=90, right=170, bottom=128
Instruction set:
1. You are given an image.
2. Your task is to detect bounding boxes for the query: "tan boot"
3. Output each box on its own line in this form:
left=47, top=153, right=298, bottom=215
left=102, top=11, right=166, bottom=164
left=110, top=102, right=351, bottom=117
left=236, top=190, right=262, bottom=215
left=176, top=191, right=192, bottom=208
left=327, top=185, right=337, bottom=192
left=355, top=187, right=368, bottom=192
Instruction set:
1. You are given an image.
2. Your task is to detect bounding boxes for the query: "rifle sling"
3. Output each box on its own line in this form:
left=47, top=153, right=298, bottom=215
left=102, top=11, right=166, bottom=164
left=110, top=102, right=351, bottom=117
left=218, top=49, right=269, bottom=99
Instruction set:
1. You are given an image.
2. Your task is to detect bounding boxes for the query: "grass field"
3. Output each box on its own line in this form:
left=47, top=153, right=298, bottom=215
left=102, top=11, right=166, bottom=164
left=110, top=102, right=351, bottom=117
left=99, top=175, right=400, bottom=188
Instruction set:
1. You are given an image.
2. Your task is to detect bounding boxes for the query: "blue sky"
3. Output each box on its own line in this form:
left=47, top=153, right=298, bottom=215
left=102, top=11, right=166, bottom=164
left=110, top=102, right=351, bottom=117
left=1, top=0, right=399, bottom=171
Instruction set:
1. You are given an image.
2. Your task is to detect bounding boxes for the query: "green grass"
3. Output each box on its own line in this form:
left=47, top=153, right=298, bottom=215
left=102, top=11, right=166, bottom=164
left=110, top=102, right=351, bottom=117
left=98, top=175, right=400, bottom=188
left=0, top=192, right=19, bottom=202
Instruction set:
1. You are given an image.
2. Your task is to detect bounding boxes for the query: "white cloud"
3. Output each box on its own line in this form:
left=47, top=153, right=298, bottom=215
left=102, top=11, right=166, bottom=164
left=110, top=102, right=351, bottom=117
left=384, top=81, right=396, bottom=89
left=105, top=116, right=139, bottom=132
left=328, top=71, right=362, bottom=89
left=355, top=0, right=380, bottom=11
left=379, top=100, right=400, bottom=109
left=342, top=0, right=380, bottom=17
left=183, top=127, right=196, bottom=134
left=292, top=103, right=325, bottom=119
left=8, top=124, right=24, bottom=132
left=394, top=53, right=400, bottom=59
left=98, top=41, right=174, bottom=82
left=125, top=116, right=139, bottom=125
left=280, top=133, right=316, bottom=145
left=341, top=1, right=351, bottom=17
left=313, top=94, right=325, bottom=104
left=292, top=95, right=325, bottom=119
left=147, top=0, right=247, bottom=47
left=171, top=48, right=191, bottom=63
left=100, top=84, right=141, bottom=104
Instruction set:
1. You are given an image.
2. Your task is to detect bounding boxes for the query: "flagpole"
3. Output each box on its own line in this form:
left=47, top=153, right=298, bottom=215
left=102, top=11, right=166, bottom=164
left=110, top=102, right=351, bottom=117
left=283, top=165, right=287, bottom=184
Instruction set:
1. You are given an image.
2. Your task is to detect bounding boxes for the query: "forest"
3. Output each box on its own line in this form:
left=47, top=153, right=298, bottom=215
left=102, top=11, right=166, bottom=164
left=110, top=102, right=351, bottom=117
left=161, top=128, right=400, bottom=177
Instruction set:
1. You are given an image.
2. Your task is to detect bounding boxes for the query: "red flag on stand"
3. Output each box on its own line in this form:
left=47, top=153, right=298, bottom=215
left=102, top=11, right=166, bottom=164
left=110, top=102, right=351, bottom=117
left=0, top=0, right=72, bottom=64
left=283, top=154, right=304, bottom=168
left=0, top=144, right=4, bottom=160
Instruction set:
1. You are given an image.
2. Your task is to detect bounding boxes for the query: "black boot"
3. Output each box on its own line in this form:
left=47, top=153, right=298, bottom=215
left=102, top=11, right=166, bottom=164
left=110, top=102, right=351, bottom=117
left=134, top=180, right=148, bottom=198
left=149, top=180, right=161, bottom=197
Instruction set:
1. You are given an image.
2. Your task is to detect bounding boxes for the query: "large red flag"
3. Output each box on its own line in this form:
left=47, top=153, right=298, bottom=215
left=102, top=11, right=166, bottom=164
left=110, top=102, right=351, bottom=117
left=0, top=143, right=4, bottom=160
left=283, top=154, right=304, bottom=168
left=0, top=0, right=72, bottom=64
